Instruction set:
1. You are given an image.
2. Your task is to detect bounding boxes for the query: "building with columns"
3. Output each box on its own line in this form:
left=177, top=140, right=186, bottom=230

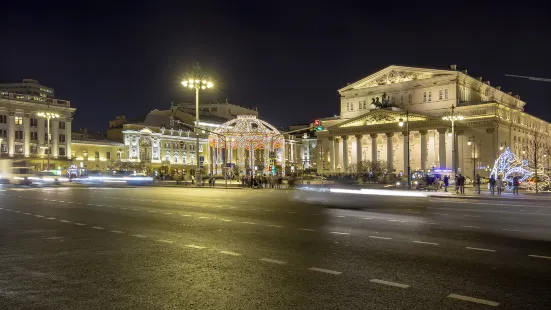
left=0, top=89, right=74, bottom=170
left=315, top=65, right=551, bottom=179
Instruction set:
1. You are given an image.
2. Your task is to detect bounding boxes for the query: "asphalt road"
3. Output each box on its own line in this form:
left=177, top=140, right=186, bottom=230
left=1, top=185, right=550, bottom=309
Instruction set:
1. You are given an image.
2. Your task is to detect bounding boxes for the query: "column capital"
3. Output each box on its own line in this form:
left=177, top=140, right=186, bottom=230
left=419, top=130, right=428, bottom=135
left=385, top=132, right=394, bottom=138
left=355, top=134, right=363, bottom=140
left=437, top=128, right=447, bottom=134
left=341, top=135, right=348, bottom=140
left=370, top=133, right=378, bottom=138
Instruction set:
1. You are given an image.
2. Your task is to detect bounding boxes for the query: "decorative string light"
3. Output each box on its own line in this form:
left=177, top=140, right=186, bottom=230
left=490, top=147, right=550, bottom=191
left=209, top=115, right=284, bottom=150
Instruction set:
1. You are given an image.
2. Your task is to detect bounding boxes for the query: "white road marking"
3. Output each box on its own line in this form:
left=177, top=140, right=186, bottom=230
left=14, top=211, right=21, bottom=213
left=164, top=212, right=173, bottom=215
left=308, top=267, right=341, bottom=275
left=241, top=221, right=257, bottom=225
left=335, top=215, right=346, bottom=218
left=220, top=250, right=241, bottom=256
left=132, top=208, right=139, bottom=211
left=259, top=258, right=287, bottom=265
left=528, top=254, right=551, bottom=260
left=23, top=212, right=31, bottom=215
left=157, top=239, right=174, bottom=244
left=413, top=241, right=439, bottom=245
left=502, top=229, right=523, bottom=232
left=46, top=217, right=56, bottom=220
left=122, top=208, right=128, bottom=210
left=369, top=236, right=392, bottom=240
left=369, top=279, right=409, bottom=288
left=220, top=219, right=233, bottom=222
left=330, top=232, right=350, bottom=235
left=91, top=226, right=105, bottom=230
left=131, top=234, right=147, bottom=238
left=433, top=213, right=448, bottom=215
left=388, top=219, right=400, bottom=222
left=461, top=225, right=480, bottom=229
left=110, top=230, right=125, bottom=234
left=299, top=228, right=316, bottom=232
left=34, top=215, right=44, bottom=218
left=59, top=220, right=71, bottom=223
left=268, top=224, right=283, bottom=228
left=185, top=244, right=206, bottom=249
left=447, top=294, right=499, bottom=306
left=199, top=216, right=210, bottom=219
left=74, top=223, right=86, bottom=226
left=182, top=214, right=192, bottom=217
left=362, top=217, right=374, bottom=220
left=148, top=210, right=157, bottom=213
left=466, top=247, right=496, bottom=252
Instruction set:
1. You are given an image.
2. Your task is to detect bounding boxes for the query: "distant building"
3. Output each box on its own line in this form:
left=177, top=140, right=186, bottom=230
left=72, top=128, right=106, bottom=141
left=0, top=79, right=54, bottom=99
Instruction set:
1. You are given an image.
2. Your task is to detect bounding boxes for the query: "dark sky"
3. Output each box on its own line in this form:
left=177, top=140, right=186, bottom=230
left=2, top=2, right=550, bottom=132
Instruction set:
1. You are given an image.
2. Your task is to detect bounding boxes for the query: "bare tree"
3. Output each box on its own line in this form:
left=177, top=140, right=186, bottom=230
left=524, top=125, right=549, bottom=193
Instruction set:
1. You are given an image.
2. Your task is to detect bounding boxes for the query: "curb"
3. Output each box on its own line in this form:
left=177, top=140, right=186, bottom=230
left=429, top=194, right=549, bottom=203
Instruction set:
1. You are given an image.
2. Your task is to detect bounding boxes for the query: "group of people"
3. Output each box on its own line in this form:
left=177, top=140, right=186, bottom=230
left=241, top=174, right=284, bottom=189
left=433, top=173, right=518, bottom=195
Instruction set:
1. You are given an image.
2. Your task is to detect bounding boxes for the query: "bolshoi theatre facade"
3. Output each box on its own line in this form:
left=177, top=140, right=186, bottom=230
left=315, top=65, right=551, bottom=179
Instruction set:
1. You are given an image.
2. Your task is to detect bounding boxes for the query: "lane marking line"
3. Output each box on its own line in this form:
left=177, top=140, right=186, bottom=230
left=34, top=215, right=44, bottom=218
left=91, top=226, right=105, bottom=230
left=46, top=217, right=56, bottom=220
left=198, top=216, right=210, bottom=219
left=362, top=217, right=374, bottom=220
left=330, top=232, right=350, bottom=235
left=241, top=221, right=257, bottom=225
left=110, top=230, right=125, bottom=234
left=220, top=219, right=233, bottom=222
left=447, top=294, right=499, bottom=307
left=502, top=229, right=523, bottom=232
left=369, top=279, right=410, bottom=288
left=59, top=220, right=71, bottom=223
left=308, top=267, right=342, bottom=275
left=369, top=236, right=392, bottom=240
left=220, top=250, right=242, bottom=256
left=74, top=223, right=86, bottom=226
left=388, top=219, right=400, bottom=222
left=165, top=212, right=173, bottom=215
left=182, top=214, right=192, bottom=217
left=299, top=228, right=316, bottom=232
left=335, top=215, right=346, bottom=218
left=466, top=247, right=496, bottom=252
left=461, top=225, right=480, bottom=229
left=157, top=239, right=174, bottom=244
left=148, top=210, right=156, bottom=213
left=413, top=241, right=439, bottom=245
left=528, top=254, right=551, bottom=260
left=185, top=244, right=206, bottom=249
left=131, top=234, right=147, bottom=238
left=268, top=224, right=283, bottom=228
left=23, top=212, right=31, bottom=215
left=259, top=258, right=287, bottom=265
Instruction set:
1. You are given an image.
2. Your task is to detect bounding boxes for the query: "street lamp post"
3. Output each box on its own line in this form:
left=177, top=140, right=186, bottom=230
left=181, top=77, right=214, bottom=187
left=37, top=111, right=60, bottom=171
left=398, top=110, right=411, bottom=189
left=467, top=136, right=477, bottom=181
left=442, top=105, right=464, bottom=177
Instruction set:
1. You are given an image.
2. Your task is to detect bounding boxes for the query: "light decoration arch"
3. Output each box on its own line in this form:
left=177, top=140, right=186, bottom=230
left=209, top=115, right=284, bottom=150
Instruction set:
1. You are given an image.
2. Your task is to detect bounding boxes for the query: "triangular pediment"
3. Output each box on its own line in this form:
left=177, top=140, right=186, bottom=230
left=333, top=109, right=428, bottom=128
left=339, top=65, right=456, bottom=93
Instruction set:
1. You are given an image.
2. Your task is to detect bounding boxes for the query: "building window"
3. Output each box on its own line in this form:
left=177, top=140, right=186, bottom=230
left=408, top=93, right=412, bottom=104
left=1, top=144, right=7, bottom=153
left=59, top=147, right=66, bottom=156
left=346, top=102, right=350, bottom=111
left=0, top=115, right=6, bottom=123
left=15, top=130, right=23, bottom=140
left=428, top=91, right=432, bottom=102
left=174, top=156, right=178, bottom=163
left=31, top=145, right=37, bottom=154
left=423, top=92, right=426, bottom=102
left=15, top=116, right=23, bottom=125
left=350, top=102, right=354, bottom=111
left=95, top=151, right=100, bottom=159
left=106, top=152, right=111, bottom=160
left=59, top=122, right=66, bottom=130
left=439, top=90, right=443, bottom=100
left=16, top=145, right=23, bottom=154
left=363, top=100, right=367, bottom=110
left=31, top=132, right=38, bottom=140
left=31, top=118, right=38, bottom=127
left=444, top=89, right=449, bottom=99
left=59, top=134, right=66, bottom=143
left=117, top=152, right=121, bottom=160
left=45, top=133, right=49, bottom=142
left=183, top=152, right=187, bottom=164
left=1, top=129, right=6, bottom=138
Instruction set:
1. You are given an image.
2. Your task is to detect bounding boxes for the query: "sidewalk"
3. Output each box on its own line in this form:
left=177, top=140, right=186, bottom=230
left=429, top=188, right=551, bottom=202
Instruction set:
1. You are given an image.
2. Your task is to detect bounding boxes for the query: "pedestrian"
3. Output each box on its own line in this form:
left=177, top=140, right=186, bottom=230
left=489, top=175, right=496, bottom=195
left=212, top=176, right=216, bottom=187
left=475, top=174, right=481, bottom=194
left=496, top=176, right=503, bottom=195
left=513, top=176, right=520, bottom=195
left=458, top=174, right=465, bottom=194
left=443, top=175, right=449, bottom=192
left=455, top=175, right=459, bottom=194
left=191, top=174, right=195, bottom=185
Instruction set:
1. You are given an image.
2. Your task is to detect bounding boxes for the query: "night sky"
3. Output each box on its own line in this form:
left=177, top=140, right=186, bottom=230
left=2, top=2, right=550, bottom=132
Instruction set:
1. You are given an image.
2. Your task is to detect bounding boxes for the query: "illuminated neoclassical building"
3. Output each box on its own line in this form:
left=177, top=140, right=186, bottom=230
left=315, top=65, right=551, bottom=179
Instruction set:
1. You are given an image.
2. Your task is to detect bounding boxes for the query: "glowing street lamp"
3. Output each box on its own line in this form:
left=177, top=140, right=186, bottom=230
left=37, top=111, right=60, bottom=170
left=181, top=69, right=214, bottom=187
left=442, top=105, right=464, bottom=176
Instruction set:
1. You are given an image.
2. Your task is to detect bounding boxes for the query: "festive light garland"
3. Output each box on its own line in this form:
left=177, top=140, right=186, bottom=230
left=490, top=147, right=550, bottom=191
left=208, top=115, right=284, bottom=150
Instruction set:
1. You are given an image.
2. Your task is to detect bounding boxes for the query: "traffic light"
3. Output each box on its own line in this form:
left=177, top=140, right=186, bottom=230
left=314, top=120, right=324, bottom=132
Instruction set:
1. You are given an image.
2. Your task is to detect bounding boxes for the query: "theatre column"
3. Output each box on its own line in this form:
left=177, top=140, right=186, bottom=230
left=420, top=130, right=428, bottom=171
left=328, top=137, right=335, bottom=172
left=355, top=135, right=363, bottom=171
left=437, top=128, right=447, bottom=169
left=386, top=133, right=394, bottom=171
left=370, top=133, right=377, bottom=163
left=402, top=131, right=408, bottom=173
left=341, top=135, right=349, bottom=173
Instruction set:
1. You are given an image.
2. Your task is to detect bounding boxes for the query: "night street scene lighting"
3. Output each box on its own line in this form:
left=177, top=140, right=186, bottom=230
left=1, top=3, right=551, bottom=309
